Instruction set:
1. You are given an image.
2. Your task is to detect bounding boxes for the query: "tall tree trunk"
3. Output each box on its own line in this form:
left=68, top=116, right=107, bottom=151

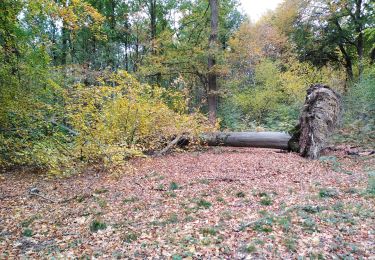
left=124, top=20, right=130, bottom=71
left=134, top=29, right=139, bottom=72
left=61, top=0, right=70, bottom=65
left=338, top=43, right=353, bottom=84
left=208, top=0, right=219, bottom=125
left=370, top=47, right=375, bottom=65
left=61, top=26, right=69, bottom=65
left=50, top=21, right=58, bottom=65
left=333, top=19, right=353, bottom=83
left=355, top=0, right=364, bottom=76
left=107, top=0, right=116, bottom=68
left=149, top=0, right=156, bottom=46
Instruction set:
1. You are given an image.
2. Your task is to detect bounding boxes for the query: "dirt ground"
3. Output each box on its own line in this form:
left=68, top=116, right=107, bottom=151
left=1, top=147, right=374, bottom=259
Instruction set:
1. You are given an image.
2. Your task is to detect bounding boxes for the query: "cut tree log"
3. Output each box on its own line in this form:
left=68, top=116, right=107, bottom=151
left=201, top=132, right=291, bottom=150
left=289, top=84, right=342, bottom=159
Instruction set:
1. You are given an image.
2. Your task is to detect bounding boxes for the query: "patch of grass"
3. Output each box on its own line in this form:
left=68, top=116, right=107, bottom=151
left=169, top=182, right=179, bottom=191
left=319, top=188, right=339, bottom=198
left=166, top=213, right=179, bottom=224
left=367, top=171, right=375, bottom=195
left=220, top=210, right=233, bottom=221
left=157, top=184, right=165, bottom=190
left=184, top=215, right=194, bottom=222
left=200, top=227, right=217, bottom=236
left=171, top=255, right=183, bottom=260
left=97, top=198, right=107, bottom=208
left=94, top=188, right=109, bottom=194
left=68, top=239, right=82, bottom=249
left=22, top=228, right=33, bottom=237
left=236, top=191, right=246, bottom=198
left=284, top=237, right=297, bottom=252
left=216, top=197, right=225, bottom=203
left=182, top=235, right=198, bottom=245
left=200, top=237, right=212, bottom=245
left=90, top=220, right=107, bottom=232
left=260, top=196, right=273, bottom=206
left=301, top=205, right=323, bottom=214
left=164, top=191, right=177, bottom=198
left=198, top=179, right=210, bottom=185
left=123, top=232, right=138, bottom=243
left=253, top=238, right=265, bottom=245
left=150, top=213, right=179, bottom=227
left=77, top=195, right=86, bottom=203
left=253, top=217, right=274, bottom=233
left=277, top=215, right=292, bottom=232
left=245, top=243, right=257, bottom=253
left=301, top=217, right=317, bottom=232
left=196, top=199, right=212, bottom=209
left=123, top=196, right=139, bottom=204
left=257, top=192, right=268, bottom=197
left=21, top=215, right=40, bottom=228
left=332, top=202, right=344, bottom=212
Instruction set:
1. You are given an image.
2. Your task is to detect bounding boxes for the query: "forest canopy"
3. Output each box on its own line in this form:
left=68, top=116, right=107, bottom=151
left=0, top=0, right=374, bottom=173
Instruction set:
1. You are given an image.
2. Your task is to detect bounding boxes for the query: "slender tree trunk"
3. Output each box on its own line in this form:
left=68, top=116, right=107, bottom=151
left=61, top=0, right=70, bottom=65
left=149, top=0, right=157, bottom=46
left=370, top=47, right=375, bottom=65
left=124, top=21, right=130, bottom=71
left=134, top=30, right=139, bottom=72
left=208, top=0, right=219, bottom=125
left=106, top=0, right=116, bottom=68
left=339, top=43, right=353, bottom=83
left=61, top=26, right=69, bottom=65
left=355, top=0, right=364, bottom=76
left=50, top=21, right=58, bottom=65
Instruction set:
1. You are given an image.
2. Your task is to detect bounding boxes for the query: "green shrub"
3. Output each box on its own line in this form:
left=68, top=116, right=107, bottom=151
left=336, top=67, right=375, bottom=148
left=1, top=69, right=211, bottom=174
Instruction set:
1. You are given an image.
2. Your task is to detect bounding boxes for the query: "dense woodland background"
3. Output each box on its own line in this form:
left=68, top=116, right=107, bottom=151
left=0, top=0, right=374, bottom=174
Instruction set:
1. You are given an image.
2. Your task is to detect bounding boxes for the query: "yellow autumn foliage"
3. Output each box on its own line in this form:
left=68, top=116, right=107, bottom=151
left=65, top=70, right=211, bottom=168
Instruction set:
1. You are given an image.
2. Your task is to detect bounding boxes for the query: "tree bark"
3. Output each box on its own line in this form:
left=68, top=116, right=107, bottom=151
left=61, top=0, right=70, bottom=65
left=149, top=0, right=157, bottom=48
left=208, top=0, right=219, bottom=125
left=201, top=132, right=291, bottom=150
left=354, top=0, right=364, bottom=77
left=339, top=43, right=354, bottom=83
left=289, top=84, right=342, bottom=159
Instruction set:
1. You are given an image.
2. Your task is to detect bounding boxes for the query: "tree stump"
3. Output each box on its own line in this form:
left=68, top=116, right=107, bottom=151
left=289, top=84, right=342, bottom=159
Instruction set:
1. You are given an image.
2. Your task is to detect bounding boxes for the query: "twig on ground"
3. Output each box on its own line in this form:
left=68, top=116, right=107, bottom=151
left=207, top=177, right=244, bottom=183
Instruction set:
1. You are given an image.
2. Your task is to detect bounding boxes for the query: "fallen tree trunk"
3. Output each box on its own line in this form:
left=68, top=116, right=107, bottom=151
left=201, top=132, right=291, bottom=150
left=158, top=85, right=341, bottom=158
